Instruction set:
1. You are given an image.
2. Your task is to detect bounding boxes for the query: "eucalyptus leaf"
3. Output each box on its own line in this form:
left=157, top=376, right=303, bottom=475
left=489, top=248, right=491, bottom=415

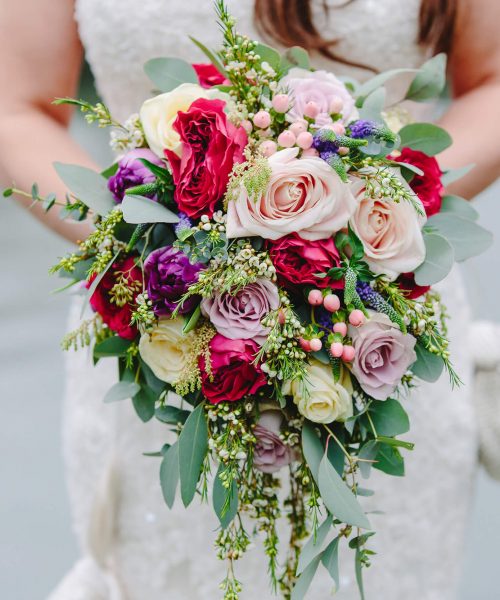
left=296, top=515, right=333, bottom=575
left=414, top=233, right=454, bottom=286
left=355, top=68, right=418, bottom=104
left=280, top=46, right=310, bottom=72
left=188, top=36, right=227, bottom=76
left=160, top=441, right=179, bottom=508
left=213, top=465, right=238, bottom=529
left=426, top=213, right=492, bottom=261
left=318, top=453, right=371, bottom=529
left=144, top=57, right=198, bottom=92
left=301, top=422, right=324, bottom=483
left=93, top=336, right=132, bottom=358
left=253, top=42, right=281, bottom=71
left=291, top=555, right=322, bottom=600
left=178, top=404, right=208, bottom=507
left=368, top=399, right=409, bottom=437
left=321, top=536, right=340, bottom=587
left=122, top=195, right=180, bottom=224
left=103, top=381, right=140, bottom=403
left=411, top=342, right=445, bottom=382
left=155, top=405, right=190, bottom=425
left=54, top=162, right=115, bottom=216
left=358, top=87, right=386, bottom=122
left=132, top=386, right=156, bottom=422
left=373, top=444, right=405, bottom=477
left=358, top=440, right=380, bottom=479
left=405, top=53, right=446, bottom=101
left=398, top=123, right=452, bottom=156
left=441, top=164, right=474, bottom=186
left=440, top=195, right=479, bottom=221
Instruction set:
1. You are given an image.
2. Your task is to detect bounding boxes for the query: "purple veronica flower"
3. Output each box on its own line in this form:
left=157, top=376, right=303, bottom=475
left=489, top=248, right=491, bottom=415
left=144, top=246, right=204, bottom=316
left=108, top=148, right=163, bottom=203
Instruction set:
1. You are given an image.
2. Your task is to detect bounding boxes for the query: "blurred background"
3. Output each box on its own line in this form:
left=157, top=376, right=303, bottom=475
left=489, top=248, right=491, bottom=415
left=1, top=66, right=500, bottom=600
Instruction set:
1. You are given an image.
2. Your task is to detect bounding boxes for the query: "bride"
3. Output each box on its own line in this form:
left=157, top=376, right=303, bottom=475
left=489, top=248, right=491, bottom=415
left=1, top=0, right=500, bottom=598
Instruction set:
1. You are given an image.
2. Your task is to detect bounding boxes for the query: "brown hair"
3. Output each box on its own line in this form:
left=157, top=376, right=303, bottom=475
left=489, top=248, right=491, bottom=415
left=254, top=0, right=458, bottom=68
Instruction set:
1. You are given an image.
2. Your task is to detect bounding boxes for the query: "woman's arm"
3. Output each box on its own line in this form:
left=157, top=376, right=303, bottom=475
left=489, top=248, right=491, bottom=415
left=438, top=0, right=500, bottom=198
left=0, top=0, right=97, bottom=243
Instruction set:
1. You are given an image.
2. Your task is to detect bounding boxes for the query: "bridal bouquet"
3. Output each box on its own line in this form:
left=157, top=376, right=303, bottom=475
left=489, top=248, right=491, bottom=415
left=5, top=2, right=492, bottom=598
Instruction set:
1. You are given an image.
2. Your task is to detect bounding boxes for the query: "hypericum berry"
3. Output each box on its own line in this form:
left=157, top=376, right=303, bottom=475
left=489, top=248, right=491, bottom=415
left=296, top=131, right=314, bottom=149
left=303, top=101, right=320, bottom=118
left=349, top=309, right=365, bottom=327
left=307, top=289, right=323, bottom=306
left=240, top=119, right=253, bottom=133
left=299, top=337, right=311, bottom=352
left=330, top=342, right=344, bottom=358
left=309, top=338, right=322, bottom=352
left=342, top=345, right=355, bottom=362
left=338, top=146, right=350, bottom=156
left=323, top=293, right=341, bottom=312
left=259, top=140, right=277, bottom=157
left=278, top=130, right=296, bottom=148
left=333, top=322, right=347, bottom=337
left=253, top=110, right=271, bottom=129
left=277, top=309, right=286, bottom=325
left=290, top=120, right=308, bottom=135
left=272, top=93, right=289, bottom=113
left=331, top=122, right=346, bottom=135
left=329, top=96, right=344, bottom=114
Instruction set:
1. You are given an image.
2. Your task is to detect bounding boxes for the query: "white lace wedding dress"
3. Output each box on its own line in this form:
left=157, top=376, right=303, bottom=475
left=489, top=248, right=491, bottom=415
left=49, top=1, right=478, bottom=599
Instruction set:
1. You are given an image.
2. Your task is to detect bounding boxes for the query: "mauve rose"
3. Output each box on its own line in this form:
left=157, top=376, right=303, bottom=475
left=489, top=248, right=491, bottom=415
left=349, top=311, right=417, bottom=400
left=349, top=176, right=426, bottom=280
left=200, top=335, right=267, bottom=404
left=108, top=149, right=163, bottom=203
left=393, top=148, right=443, bottom=216
left=88, top=257, right=142, bottom=340
left=192, top=63, right=227, bottom=88
left=201, top=278, right=279, bottom=345
left=254, top=410, right=294, bottom=474
left=165, top=98, right=247, bottom=219
left=226, top=148, right=357, bottom=241
left=144, top=246, right=203, bottom=316
left=268, top=233, right=342, bottom=290
left=280, top=68, right=355, bottom=126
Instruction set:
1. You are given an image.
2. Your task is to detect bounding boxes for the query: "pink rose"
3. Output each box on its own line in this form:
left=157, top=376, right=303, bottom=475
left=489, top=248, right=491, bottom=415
left=349, top=311, right=417, bottom=400
left=280, top=68, right=355, bottom=126
left=267, top=233, right=343, bottom=290
left=349, top=176, right=426, bottom=280
left=200, top=279, right=279, bottom=345
left=254, top=410, right=294, bottom=474
left=165, top=98, right=247, bottom=219
left=226, top=148, right=357, bottom=241
left=200, top=335, right=267, bottom=404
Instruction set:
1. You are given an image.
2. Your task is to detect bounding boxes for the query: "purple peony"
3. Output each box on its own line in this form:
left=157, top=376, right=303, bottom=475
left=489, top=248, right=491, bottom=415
left=349, top=311, right=417, bottom=400
left=254, top=410, right=294, bottom=474
left=200, top=278, right=279, bottom=345
left=108, top=148, right=163, bottom=203
left=144, top=246, right=204, bottom=316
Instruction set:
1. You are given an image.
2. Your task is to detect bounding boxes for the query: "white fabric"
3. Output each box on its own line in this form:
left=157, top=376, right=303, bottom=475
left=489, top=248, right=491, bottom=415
left=51, top=1, right=482, bottom=598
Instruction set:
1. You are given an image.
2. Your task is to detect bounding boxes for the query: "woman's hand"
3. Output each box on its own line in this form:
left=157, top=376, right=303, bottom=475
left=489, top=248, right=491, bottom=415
left=0, top=0, right=96, bottom=243
left=439, top=0, right=500, bottom=198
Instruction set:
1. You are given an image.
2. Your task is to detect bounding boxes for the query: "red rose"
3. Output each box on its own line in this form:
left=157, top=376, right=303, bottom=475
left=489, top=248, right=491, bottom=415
left=165, top=98, right=247, bottom=219
left=192, top=63, right=227, bottom=88
left=88, top=257, right=143, bottom=340
left=396, top=272, right=430, bottom=299
left=267, top=233, right=343, bottom=290
left=393, top=148, right=443, bottom=216
left=200, top=335, right=267, bottom=404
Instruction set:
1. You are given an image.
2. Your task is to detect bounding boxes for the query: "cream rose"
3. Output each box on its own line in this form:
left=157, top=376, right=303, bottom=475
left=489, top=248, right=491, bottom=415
left=226, top=148, right=357, bottom=241
left=349, top=174, right=426, bottom=280
left=139, top=83, right=209, bottom=157
left=284, top=360, right=353, bottom=424
left=138, top=317, right=192, bottom=384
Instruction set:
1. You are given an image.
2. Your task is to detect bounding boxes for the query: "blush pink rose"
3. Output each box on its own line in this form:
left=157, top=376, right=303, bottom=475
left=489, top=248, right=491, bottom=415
left=226, top=148, right=357, bottom=241
left=280, top=68, right=355, bottom=126
left=349, top=311, right=417, bottom=400
left=349, top=176, right=426, bottom=280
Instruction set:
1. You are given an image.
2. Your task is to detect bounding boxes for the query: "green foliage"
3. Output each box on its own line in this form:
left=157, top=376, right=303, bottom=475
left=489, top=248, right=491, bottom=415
left=366, top=399, right=410, bottom=437
left=144, top=57, right=198, bottom=92
left=183, top=305, right=201, bottom=334
left=321, top=536, right=340, bottom=587
left=160, top=441, right=179, bottom=508
left=178, top=403, right=209, bottom=506
left=440, top=163, right=474, bottom=186
left=291, top=555, right=322, bottom=600
left=213, top=464, right=238, bottom=529
left=103, top=381, right=141, bottom=403
left=93, top=336, right=132, bottom=358
left=440, top=195, right=479, bottom=221
left=132, top=385, right=157, bottom=422
left=121, top=194, right=180, bottom=224
left=54, top=162, right=115, bottom=216
left=414, top=232, right=454, bottom=285
left=296, top=515, right=333, bottom=574
left=189, top=36, right=227, bottom=76
left=280, top=46, right=310, bottom=73
left=426, top=213, right=492, bottom=262
left=358, top=87, right=386, bottom=122
left=373, top=444, right=405, bottom=477
left=398, top=123, right=452, bottom=156
left=301, top=422, right=323, bottom=484
left=155, top=405, right=190, bottom=425
left=253, top=42, right=281, bottom=71
left=411, top=342, right=445, bottom=382
left=405, top=53, right=447, bottom=101
left=355, top=67, right=418, bottom=104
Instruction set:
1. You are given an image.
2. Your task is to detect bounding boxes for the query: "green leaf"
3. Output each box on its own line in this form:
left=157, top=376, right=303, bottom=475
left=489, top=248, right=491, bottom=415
left=321, top=537, right=340, bottom=587
left=411, top=342, right=445, bottom=382
left=301, top=422, right=323, bottom=483
left=355, top=547, right=367, bottom=600
left=2, top=187, right=14, bottom=197
left=188, top=36, right=228, bottom=77
left=373, top=444, right=405, bottom=476
left=297, top=515, right=333, bottom=574
left=318, top=453, right=371, bottom=529
left=440, top=195, right=479, bottom=221
left=93, top=336, right=132, bottom=358
left=358, top=87, right=386, bottom=122
left=101, top=162, right=119, bottom=178
left=414, top=232, right=454, bottom=286
left=132, top=385, right=156, bottom=422
left=358, top=440, right=379, bottom=479
left=376, top=436, right=415, bottom=451
left=144, top=57, right=198, bottom=92
left=121, top=195, right=180, bottom=224
left=398, top=123, right=452, bottom=156
left=178, top=403, right=208, bottom=506
left=155, top=405, right=190, bottom=425
left=441, top=164, right=474, bottom=186
left=280, top=46, right=310, bottom=72
left=253, top=42, right=281, bottom=71
left=368, top=399, right=410, bottom=437
left=291, top=555, right=322, bottom=600
left=160, top=441, right=179, bottom=508
left=405, top=53, right=446, bottom=101
left=426, top=213, right=492, bottom=261
left=355, top=68, right=418, bottom=104
left=103, top=381, right=140, bottom=403
left=83, top=249, right=121, bottom=318
left=213, top=464, right=238, bottom=529
left=54, top=162, right=115, bottom=216
left=183, top=305, right=201, bottom=334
